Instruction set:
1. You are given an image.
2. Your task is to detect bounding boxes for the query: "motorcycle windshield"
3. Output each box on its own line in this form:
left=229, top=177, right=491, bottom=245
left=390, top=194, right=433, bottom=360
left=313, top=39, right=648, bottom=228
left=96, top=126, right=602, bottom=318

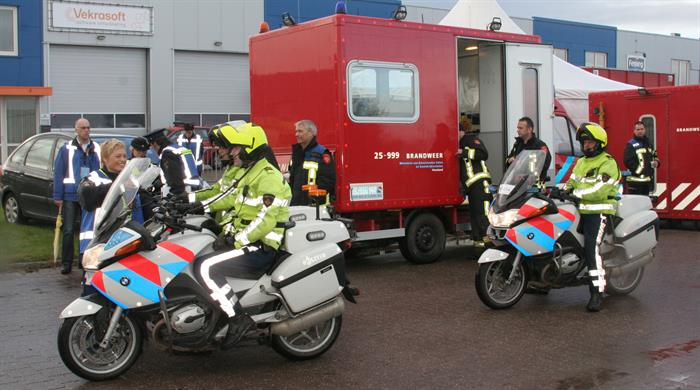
left=494, top=150, right=546, bottom=211
left=93, top=158, right=153, bottom=237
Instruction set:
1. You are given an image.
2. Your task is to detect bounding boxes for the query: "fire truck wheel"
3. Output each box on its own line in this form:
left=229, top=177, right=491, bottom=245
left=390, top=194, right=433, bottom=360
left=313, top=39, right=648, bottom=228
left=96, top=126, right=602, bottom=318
left=399, top=212, right=446, bottom=264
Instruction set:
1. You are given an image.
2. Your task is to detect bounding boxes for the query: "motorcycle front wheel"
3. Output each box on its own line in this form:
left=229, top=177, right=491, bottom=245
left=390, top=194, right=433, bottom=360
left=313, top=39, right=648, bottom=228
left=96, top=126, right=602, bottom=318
left=58, top=312, right=143, bottom=381
left=271, top=315, right=342, bottom=361
left=475, top=259, right=527, bottom=309
left=606, top=266, right=644, bottom=295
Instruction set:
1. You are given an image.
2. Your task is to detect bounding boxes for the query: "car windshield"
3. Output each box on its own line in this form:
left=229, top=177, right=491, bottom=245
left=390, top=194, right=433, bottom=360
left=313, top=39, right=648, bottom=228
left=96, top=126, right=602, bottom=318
left=93, top=158, right=155, bottom=236
left=494, top=150, right=546, bottom=210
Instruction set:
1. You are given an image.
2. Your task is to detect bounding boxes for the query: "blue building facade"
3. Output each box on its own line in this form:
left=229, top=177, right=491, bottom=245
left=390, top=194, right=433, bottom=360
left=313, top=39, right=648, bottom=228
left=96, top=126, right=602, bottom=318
left=0, top=0, right=43, bottom=86
left=265, top=0, right=401, bottom=29
left=533, top=17, right=616, bottom=68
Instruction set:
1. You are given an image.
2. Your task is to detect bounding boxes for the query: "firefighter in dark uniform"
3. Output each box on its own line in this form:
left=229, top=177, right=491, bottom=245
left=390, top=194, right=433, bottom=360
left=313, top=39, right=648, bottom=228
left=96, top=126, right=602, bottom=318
left=623, top=121, right=659, bottom=196
left=289, top=119, right=335, bottom=206
left=505, top=116, right=552, bottom=182
left=458, top=126, right=492, bottom=247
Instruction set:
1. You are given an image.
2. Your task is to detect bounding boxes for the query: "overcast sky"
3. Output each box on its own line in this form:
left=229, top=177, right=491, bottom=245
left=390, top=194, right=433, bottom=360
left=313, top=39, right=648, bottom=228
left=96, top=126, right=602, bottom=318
left=403, top=0, right=700, bottom=39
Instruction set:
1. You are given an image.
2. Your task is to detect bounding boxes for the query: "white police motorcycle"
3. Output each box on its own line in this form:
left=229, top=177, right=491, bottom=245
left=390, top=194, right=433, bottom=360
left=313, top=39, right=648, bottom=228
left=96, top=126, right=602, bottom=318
left=57, top=158, right=358, bottom=381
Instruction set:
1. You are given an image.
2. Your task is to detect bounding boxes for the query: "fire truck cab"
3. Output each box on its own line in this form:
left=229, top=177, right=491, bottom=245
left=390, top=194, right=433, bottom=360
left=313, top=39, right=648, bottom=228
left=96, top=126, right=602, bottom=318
left=250, top=14, right=556, bottom=263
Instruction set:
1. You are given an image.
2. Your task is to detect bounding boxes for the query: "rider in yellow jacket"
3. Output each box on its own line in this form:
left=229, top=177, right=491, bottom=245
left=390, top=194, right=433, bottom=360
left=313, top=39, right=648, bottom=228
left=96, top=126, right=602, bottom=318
left=189, top=122, right=291, bottom=348
left=565, top=122, right=620, bottom=312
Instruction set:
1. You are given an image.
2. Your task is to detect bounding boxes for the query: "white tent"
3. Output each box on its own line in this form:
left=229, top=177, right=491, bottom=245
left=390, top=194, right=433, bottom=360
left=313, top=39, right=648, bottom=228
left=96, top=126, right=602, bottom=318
left=439, top=0, right=636, bottom=125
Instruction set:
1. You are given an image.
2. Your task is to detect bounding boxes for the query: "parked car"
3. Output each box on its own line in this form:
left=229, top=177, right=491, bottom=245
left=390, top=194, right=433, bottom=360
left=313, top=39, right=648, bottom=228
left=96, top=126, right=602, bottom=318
left=0, top=132, right=138, bottom=224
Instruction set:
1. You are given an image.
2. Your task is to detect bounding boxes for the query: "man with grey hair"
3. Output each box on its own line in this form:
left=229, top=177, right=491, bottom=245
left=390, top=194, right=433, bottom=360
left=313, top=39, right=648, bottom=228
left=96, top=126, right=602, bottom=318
left=289, top=119, right=335, bottom=206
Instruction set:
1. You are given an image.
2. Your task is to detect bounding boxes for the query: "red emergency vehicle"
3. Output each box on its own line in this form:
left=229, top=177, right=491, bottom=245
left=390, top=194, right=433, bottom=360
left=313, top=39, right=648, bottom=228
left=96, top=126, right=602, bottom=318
left=250, top=14, right=559, bottom=263
left=589, top=85, right=700, bottom=222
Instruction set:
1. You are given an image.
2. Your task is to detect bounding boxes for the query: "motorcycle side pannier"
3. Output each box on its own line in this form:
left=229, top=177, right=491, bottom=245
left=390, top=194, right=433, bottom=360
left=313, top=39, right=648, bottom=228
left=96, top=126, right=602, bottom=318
left=271, top=243, right=345, bottom=313
left=614, top=210, right=658, bottom=260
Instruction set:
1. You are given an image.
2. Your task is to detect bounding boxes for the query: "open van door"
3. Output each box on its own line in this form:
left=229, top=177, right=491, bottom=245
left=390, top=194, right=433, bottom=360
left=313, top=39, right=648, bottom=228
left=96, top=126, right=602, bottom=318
left=504, top=43, right=554, bottom=181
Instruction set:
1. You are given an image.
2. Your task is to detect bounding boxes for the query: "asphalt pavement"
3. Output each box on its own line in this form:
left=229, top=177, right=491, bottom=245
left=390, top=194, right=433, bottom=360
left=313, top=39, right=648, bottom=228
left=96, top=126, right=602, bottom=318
left=0, top=229, right=698, bottom=389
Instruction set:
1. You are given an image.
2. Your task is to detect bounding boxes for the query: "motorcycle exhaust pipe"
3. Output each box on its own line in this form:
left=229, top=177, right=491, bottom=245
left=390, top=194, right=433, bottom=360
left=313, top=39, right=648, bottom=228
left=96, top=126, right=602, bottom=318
left=607, top=252, right=654, bottom=277
left=271, top=296, right=345, bottom=337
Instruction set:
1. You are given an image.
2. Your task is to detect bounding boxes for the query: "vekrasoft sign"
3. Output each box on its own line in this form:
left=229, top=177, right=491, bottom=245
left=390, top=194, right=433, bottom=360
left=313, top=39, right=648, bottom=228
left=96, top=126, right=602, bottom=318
left=50, top=0, right=153, bottom=34
left=627, top=55, right=645, bottom=72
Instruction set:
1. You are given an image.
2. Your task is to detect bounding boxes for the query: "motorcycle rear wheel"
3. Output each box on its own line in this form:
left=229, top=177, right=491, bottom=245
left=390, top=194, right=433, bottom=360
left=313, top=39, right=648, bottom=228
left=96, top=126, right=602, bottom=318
left=271, top=315, right=342, bottom=360
left=475, top=259, right=527, bottom=309
left=58, top=312, right=143, bottom=381
left=606, top=266, right=644, bottom=295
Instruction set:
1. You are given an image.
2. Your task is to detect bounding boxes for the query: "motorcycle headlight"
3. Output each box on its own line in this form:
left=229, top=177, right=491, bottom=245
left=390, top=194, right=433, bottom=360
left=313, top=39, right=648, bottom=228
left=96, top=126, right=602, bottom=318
left=488, top=209, right=519, bottom=228
left=82, top=243, right=105, bottom=270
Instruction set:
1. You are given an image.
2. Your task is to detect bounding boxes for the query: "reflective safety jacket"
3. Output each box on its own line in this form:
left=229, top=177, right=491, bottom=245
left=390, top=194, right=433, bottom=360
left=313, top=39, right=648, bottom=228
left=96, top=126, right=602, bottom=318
left=189, top=165, right=242, bottom=223
left=177, top=134, right=204, bottom=169
left=289, top=138, right=335, bottom=206
left=159, top=144, right=201, bottom=196
left=623, top=136, right=659, bottom=183
left=78, top=169, right=144, bottom=253
left=566, top=152, right=620, bottom=215
left=53, top=138, right=101, bottom=202
left=204, top=158, right=291, bottom=250
left=460, top=133, right=491, bottom=188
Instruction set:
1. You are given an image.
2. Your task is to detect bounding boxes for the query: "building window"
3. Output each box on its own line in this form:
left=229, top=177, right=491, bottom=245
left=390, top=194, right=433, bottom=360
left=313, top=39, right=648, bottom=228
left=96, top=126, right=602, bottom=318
left=671, top=59, right=690, bottom=86
left=347, top=60, right=420, bottom=123
left=50, top=113, right=147, bottom=130
left=585, top=51, right=607, bottom=68
left=522, top=68, right=539, bottom=131
left=554, top=48, right=568, bottom=62
left=0, top=6, right=18, bottom=56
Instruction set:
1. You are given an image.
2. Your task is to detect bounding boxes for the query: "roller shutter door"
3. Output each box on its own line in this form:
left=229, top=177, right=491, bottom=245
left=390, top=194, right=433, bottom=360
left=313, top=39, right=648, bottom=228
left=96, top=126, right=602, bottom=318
left=174, top=51, right=250, bottom=115
left=49, top=45, right=147, bottom=129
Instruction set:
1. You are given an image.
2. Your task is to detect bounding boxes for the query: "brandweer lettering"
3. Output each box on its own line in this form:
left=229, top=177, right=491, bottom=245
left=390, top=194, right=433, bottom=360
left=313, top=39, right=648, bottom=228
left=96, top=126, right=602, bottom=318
left=72, top=8, right=126, bottom=22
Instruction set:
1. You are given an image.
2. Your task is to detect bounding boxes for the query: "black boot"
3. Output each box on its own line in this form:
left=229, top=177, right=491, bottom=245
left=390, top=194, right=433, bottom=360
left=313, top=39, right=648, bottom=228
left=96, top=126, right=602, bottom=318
left=61, top=263, right=72, bottom=274
left=586, top=290, right=602, bottom=312
left=221, top=314, right=255, bottom=350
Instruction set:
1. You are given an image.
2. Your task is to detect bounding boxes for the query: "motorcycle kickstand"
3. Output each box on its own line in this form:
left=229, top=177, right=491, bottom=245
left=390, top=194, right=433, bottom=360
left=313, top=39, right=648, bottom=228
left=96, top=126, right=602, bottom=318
left=99, top=306, right=124, bottom=349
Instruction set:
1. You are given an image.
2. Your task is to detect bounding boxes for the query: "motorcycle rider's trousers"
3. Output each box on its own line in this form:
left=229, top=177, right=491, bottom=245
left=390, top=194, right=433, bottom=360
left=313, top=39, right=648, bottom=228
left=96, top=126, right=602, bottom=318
left=580, top=213, right=607, bottom=293
left=198, top=244, right=276, bottom=317
left=467, top=179, right=492, bottom=241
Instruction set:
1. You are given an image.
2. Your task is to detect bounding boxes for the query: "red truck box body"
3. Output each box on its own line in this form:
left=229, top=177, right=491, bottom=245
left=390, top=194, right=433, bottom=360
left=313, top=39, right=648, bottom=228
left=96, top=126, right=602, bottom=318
left=250, top=15, right=539, bottom=214
left=583, top=68, right=675, bottom=88
left=589, top=85, right=700, bottom=220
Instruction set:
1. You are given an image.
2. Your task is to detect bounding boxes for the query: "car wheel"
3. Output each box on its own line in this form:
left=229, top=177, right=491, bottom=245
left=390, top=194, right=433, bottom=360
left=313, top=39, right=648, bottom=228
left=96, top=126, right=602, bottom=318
left=3, top=193, right=25, bottom=224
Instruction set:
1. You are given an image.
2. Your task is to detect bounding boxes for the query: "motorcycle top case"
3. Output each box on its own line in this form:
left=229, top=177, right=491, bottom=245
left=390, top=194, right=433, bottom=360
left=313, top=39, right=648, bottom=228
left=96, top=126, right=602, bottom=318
left=271, top=242, right=345, bottom=313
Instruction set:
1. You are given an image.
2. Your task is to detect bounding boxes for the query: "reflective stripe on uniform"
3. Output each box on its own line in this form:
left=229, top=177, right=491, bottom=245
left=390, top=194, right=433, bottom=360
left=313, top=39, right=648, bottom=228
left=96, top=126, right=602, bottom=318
left=635, top=149, right=645, bottom=174
left=466, top=172, right=491, bottom=187
left=79, top=231, right=94, bottom=241
left=264, top=231, right=284, bottom=242
left=627, top=175, right=651, bottom=182
left=590, top=214, right=607, bottom=292
left=199, top=247, right=257, bottom=317
left=579, top=203, right=615, bottom=211
left=63, top=146, right=77, bottom=184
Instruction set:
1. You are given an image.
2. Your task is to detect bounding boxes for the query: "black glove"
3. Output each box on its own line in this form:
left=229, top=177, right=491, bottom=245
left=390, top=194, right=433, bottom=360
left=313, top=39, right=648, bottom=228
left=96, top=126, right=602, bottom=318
left=173, top=201, right=201, bottom=214
left=213, top=234, right=234, bottom=251
left=549, top=187, right=562, bottom=199
left=172, top=192, right=189, bottom=203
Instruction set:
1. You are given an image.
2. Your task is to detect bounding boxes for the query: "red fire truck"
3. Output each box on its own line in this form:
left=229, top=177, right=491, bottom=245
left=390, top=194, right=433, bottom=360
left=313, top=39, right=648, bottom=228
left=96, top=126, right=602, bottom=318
left=589, top=85, right=700, bottom=223
left=250, top=14, right=562, bottom=263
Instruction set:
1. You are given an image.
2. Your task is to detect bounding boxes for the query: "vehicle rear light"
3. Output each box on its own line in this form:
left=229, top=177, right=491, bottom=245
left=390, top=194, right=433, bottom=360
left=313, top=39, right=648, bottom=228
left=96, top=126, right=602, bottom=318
left=339, top=238, right=352, bottom=251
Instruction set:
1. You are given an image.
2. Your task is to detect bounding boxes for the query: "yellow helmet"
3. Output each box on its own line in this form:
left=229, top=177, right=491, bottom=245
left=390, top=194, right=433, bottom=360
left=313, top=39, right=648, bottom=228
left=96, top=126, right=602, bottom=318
left=576, top=122, right=608, bottom=148
left=216, top=122, right=269, bottom=161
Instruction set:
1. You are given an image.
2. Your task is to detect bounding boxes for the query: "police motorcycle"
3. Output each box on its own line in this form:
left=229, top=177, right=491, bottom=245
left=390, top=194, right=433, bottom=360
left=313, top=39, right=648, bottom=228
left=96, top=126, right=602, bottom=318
left=474, top=150, right=658, bottom=309
left=57, top=158, right=358, bottom=381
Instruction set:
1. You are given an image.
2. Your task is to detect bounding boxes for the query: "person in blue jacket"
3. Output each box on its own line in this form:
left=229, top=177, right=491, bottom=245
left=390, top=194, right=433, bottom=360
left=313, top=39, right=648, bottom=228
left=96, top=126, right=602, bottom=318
left=78, top=139, right=144, bottom=257
left=288, top=119, right=335, bottom=206
left=53, top=118, right=101, bottom=274
left=146, top=128, right=201, bottom=197
left=176, top=123, right=204, bottom=175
